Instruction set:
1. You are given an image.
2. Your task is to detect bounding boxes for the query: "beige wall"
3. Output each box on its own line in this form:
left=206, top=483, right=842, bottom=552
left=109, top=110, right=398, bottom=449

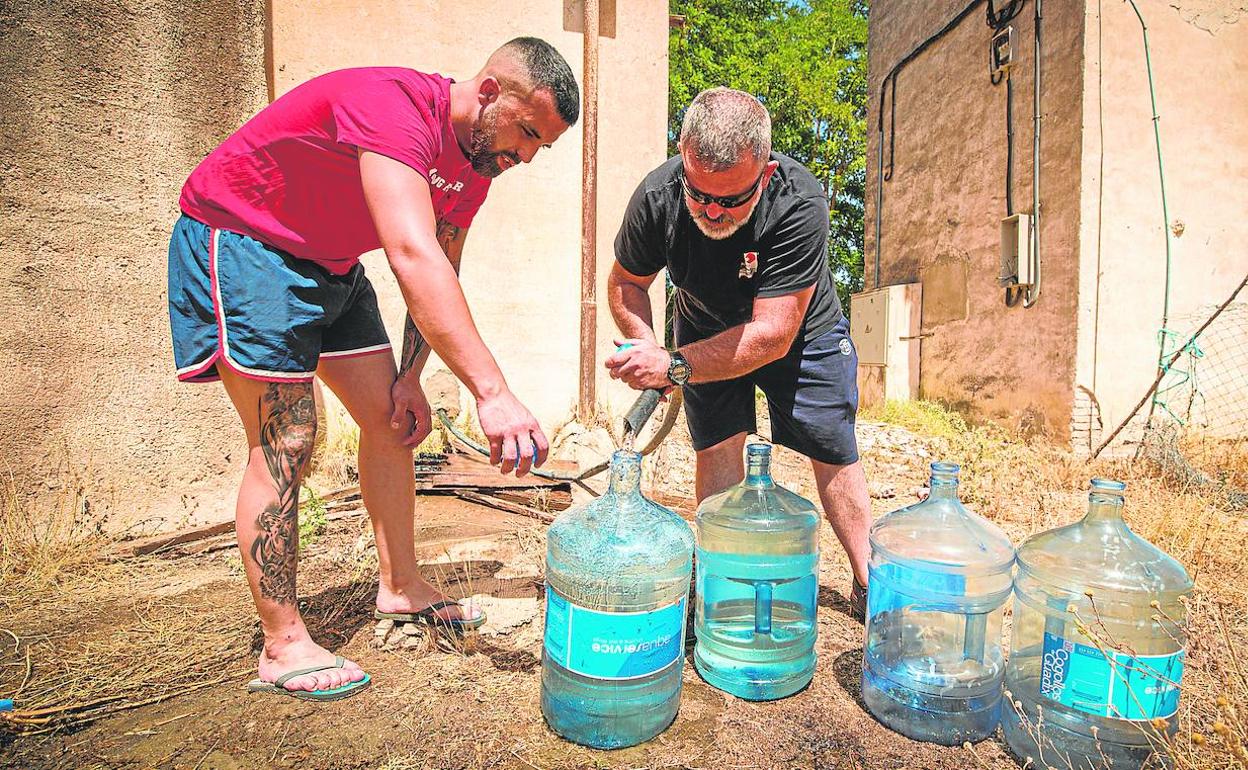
left=1073, top=0, right=1248, bottom=449
left=0, top=1, right=667, bottom=532
left=866, top=0, right=1086, bottom=440
left=269, top=0, right=671, bottom=432
left=0, top=0, right=268, bottom=528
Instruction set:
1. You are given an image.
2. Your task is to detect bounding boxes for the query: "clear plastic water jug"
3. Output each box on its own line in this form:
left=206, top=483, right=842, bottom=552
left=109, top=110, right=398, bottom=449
left=1002, top=478, right=1192, bottom=769
left=862, top=461, right=1015, bottom=744
left=694, top=443, right=820, bottom=701
left=540, top=450, right=695, bottom=749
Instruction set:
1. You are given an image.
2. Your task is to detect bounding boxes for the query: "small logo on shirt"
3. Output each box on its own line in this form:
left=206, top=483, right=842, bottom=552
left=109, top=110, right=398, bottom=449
left=839, top=338, right=853, bottom=356
left=428, top=167, right=465, bottom=194
left=739, top=251, right=758, bottom=279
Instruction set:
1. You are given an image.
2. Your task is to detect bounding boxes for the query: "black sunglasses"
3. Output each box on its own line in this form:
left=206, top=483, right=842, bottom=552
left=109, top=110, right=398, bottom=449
left=680, top=168, right=765, bottom=209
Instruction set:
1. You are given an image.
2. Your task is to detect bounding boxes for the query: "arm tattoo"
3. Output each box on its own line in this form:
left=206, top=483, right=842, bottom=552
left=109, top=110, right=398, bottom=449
left=398, top=220, right=463, bottom=377
left=435, top=220, right=463, bottom=257
left=251, top=383, right=315, bottom=605
left=399, top=316, right=427, bottom=376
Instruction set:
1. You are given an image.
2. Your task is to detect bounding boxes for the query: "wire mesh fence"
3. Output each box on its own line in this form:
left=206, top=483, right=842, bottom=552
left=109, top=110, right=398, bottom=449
left=1136, top=286, right=1248, bottom=510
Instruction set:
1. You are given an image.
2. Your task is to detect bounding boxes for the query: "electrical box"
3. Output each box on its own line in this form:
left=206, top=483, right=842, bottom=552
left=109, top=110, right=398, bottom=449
left=991, top=26, right=1015, bottom=77
left=1000, top=213, right=1033, bottom=287
left=853, top=288, right=890, bottom=366
left=850, top=283, right=923, bottom=408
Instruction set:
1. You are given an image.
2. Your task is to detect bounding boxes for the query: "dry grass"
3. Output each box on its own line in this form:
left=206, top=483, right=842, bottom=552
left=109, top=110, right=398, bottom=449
left=0, top=469, right=107, bottom=593
left=307, top=396, right=362, bottom=489
left=306, top=397, right=450, bottom=493
left=860, top=399, right=973, bottom=441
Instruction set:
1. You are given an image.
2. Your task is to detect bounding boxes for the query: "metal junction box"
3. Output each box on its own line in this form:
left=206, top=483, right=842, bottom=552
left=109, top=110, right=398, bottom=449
left=850, top=283, right=923, bottom=408
left=1000, top=213, right=1033, bottom=287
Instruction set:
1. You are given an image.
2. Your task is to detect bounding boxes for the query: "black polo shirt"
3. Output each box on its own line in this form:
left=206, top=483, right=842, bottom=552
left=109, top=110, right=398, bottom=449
left=614, top=152, right=842, bottom=344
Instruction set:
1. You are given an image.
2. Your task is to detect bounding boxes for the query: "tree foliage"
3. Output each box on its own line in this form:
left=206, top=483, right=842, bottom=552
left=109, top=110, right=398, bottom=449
left=669, top=0, right=869, bottom=310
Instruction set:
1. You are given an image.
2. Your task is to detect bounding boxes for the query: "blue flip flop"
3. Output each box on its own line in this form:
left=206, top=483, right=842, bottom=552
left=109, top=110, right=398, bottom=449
left=245, top=656, right=371, bottom=701
left=374, top=599, right=486, bottom=631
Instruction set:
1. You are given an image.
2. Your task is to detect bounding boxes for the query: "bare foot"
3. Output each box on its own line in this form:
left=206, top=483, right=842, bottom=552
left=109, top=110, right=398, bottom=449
left=258, top=637, right=366, bottom=692
left=376, top=576, right=483, bottom=623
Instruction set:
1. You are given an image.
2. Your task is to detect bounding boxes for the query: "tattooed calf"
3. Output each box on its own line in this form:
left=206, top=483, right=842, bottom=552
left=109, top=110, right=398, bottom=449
left=251, top=382, right=316, bottom=605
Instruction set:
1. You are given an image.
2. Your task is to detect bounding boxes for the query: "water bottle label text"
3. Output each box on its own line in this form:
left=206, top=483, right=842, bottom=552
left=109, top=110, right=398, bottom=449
left=543, top=588, right=687, bottom=680
left=1039, top=632, right=1184, bottom=721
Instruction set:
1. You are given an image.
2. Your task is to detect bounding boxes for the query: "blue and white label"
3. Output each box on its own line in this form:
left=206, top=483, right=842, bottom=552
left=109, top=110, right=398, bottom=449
left=543, top=588, right=687, bottom=680
left=1040, top=632, right=1184, bottom=721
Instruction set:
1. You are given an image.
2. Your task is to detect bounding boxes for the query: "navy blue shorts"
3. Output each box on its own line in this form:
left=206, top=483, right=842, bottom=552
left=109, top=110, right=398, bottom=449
left=167, top=215, right=391, bottom=383
left=676, top=313, right=860, bottom=466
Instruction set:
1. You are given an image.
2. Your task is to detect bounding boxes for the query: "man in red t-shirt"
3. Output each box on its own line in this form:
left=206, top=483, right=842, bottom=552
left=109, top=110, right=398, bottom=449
left=168, top=38, right=579, bottom=700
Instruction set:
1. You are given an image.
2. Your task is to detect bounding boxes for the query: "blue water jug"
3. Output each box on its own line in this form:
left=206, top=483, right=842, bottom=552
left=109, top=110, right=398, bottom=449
left=540, top=450, right=695, bottom=749
left=1002, top=478, right=1192, bottom=769
left=694, top=443, right=820, bottom=700
left=862, top=462, right=1015, bottom=744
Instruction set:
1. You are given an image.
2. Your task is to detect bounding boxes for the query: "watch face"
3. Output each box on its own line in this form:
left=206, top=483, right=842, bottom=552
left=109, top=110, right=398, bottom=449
left=670, top=357, right=692, bottom=384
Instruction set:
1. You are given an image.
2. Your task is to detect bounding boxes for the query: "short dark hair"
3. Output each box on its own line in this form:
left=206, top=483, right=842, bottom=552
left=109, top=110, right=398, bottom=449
left=500, top=37, right=580, bottom=126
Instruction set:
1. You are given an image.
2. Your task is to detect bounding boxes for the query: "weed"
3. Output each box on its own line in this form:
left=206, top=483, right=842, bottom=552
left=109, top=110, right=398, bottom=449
left=298, top=484, right=327, bottom=551
left=860, top=399, right=971, bottom=440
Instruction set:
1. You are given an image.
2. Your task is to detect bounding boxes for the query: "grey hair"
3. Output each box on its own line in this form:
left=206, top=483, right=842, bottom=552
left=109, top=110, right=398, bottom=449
left=679, top=87, right=771, bottom=171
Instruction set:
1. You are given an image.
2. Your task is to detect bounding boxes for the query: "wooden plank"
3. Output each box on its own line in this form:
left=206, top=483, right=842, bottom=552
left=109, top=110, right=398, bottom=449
left=647, top=492, right=696, bottom=520
left=110, top=520, right=236, bottom=558
left=453, top=490, right=556, bottom=524
left=491, top=489, right=573, bottom=512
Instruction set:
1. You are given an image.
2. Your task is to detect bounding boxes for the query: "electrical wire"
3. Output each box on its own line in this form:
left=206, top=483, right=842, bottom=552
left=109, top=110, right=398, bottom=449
left=989, top=0, right=1024, bottom=307
left=874, top=0, right=1022, bottom=283
left=874, top=0, right=986, bottom=283
left=877, top=0, right=984, bottom=184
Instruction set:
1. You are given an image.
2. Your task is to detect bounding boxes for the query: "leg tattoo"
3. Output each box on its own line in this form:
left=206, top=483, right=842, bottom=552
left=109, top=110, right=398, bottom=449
left=251, top=383, right=315, bottom=605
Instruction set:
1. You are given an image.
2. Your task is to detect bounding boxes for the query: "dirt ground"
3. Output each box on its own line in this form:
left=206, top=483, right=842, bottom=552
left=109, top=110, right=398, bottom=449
left=2, top=412, right=1243, bottom=770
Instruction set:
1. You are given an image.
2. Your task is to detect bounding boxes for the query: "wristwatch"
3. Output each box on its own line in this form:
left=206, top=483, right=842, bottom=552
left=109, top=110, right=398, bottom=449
left=667, top=350, right=692, bottom=386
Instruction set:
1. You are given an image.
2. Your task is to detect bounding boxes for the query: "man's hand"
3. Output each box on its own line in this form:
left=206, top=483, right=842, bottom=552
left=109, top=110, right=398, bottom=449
left=390, top=373, right=433, bottom=449
left=477, top=390, right=550, bottom=476
left=606, top=338, right=672, bottom=390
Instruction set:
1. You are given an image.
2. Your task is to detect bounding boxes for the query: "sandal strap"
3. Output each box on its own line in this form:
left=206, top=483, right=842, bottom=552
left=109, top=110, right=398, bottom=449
left=273, top=656, right=346, bottom=688
left=414, top=600, right=464, bottom=618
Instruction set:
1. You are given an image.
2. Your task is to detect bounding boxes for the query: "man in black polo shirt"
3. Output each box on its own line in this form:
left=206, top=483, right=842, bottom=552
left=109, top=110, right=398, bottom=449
left=604, top=87, right=870, bottom=620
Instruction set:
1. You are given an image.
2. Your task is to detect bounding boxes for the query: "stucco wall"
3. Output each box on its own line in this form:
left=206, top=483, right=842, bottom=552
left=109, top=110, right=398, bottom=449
left=0, top=1, right=267, bottom=527
left=1073, top=0, right=1248, bottom=448
left=268, top=0, right=670, bottom=431
left=865, top=0, right=1085, bottom=439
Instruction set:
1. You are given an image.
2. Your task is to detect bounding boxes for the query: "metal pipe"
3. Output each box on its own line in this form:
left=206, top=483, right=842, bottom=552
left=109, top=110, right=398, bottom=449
left=874, top=120, right=884, bottom=288
left=579, top=0, right=600, bottom=418
left=1024, top=0, right=1043, bottom=307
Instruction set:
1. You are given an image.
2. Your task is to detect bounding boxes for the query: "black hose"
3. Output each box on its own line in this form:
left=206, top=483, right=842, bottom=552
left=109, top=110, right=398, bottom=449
left=1005, top=74, right=1015, bottom=215
left=622, top=388, right=664, bottom=440
left=434, top=387, right=680, bottom=486
left=878, top=0, right=985, bottom=182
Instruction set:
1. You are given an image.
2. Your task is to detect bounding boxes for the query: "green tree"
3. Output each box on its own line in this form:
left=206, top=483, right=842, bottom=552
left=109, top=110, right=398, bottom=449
left=669, top=0, right=868, bottom=311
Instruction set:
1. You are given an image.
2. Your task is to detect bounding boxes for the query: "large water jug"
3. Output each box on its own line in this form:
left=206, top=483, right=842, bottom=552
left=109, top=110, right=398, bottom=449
left=694, top=443, right=820, bottom=701
left=540, top=450, right=695, bottom=749
left=862, top=462, right=1015, bottom=744
left=1002, top=478, right=1192, bottom=769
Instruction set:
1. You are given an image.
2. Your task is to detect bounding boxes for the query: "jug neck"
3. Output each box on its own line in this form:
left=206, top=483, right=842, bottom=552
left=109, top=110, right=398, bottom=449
left=1082, top=477, right=1127, bottom=524
left=744, top=443, right=776, bottom=488
left=607, top=450, right=643, bottom=496
left=927, top=461, right=962, bottom=500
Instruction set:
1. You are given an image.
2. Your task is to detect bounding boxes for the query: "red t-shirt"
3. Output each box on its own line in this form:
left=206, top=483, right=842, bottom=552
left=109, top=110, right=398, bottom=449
left=179, top=67, right=490, bottom=275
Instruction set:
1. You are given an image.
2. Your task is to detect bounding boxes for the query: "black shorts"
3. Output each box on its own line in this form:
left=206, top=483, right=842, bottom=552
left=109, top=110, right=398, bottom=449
left=676, top=313, right=860, bottom=465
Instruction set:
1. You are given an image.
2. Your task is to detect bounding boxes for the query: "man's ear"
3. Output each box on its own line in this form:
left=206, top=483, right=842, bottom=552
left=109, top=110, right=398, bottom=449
left=760, top=159, right=781, bottom=189
left=478, top=76, right=501, bottom=107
